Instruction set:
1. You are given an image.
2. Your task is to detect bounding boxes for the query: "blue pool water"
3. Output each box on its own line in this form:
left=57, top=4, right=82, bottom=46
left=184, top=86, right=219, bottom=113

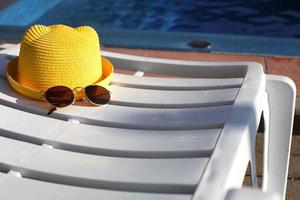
left=33, top=0, right=300, bottom=38
left=0, top=0, right=300, bottom=56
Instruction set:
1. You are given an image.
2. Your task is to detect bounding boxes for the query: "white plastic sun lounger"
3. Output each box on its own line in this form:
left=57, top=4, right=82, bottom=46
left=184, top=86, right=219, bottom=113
left=0, top=44, right=296, bottom=200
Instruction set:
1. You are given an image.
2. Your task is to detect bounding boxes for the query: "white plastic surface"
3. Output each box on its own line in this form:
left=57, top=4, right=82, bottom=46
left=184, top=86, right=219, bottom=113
left=0, top=72, right=231, bottom=130
left=0, top=173, right=191, bottom=200
left=0, top=136, right=208, bottom=193
left=0, top=103, right=220, bottom=157
left=0, top=45, right=295, bottom=200
left=226, top=188, right=280, bottom=200
left=263, top=75, right=296, bottom=199
left=109, top=85, right=239, bottom=108
left=113, top=73, right=243, bottom=90
left=0, top=61, right=232, bottom=131
left=192, top=61, right=265, bottom=200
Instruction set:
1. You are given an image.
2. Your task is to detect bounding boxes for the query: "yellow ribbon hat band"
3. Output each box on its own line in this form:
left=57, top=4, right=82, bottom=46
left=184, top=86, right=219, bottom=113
left=7, top=57, right=113, bottom=100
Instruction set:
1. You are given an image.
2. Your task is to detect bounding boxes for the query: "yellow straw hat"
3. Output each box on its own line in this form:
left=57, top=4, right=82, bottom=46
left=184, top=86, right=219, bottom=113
left=6, top=24, right=113, bottom=100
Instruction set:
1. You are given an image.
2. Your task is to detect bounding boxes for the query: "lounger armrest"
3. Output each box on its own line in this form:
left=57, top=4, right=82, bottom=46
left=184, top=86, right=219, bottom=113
left=263, top=75, right=296, bottom=199
left=225, top=188, right=280, bottom=200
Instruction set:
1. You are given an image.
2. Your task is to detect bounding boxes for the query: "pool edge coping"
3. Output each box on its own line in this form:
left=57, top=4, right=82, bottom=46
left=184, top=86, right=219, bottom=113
left=0, top=25, right=300, bottom=57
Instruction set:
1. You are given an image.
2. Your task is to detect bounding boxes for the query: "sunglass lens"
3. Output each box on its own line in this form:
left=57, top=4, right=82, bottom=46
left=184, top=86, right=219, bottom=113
left=85, top=85, right=110, bottom=105
left=45, top=86, right=74, bottom=108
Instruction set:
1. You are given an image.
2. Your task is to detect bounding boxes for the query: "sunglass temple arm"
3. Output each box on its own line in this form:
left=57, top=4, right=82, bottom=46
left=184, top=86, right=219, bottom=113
left=47, top=106, right=57, bottom=115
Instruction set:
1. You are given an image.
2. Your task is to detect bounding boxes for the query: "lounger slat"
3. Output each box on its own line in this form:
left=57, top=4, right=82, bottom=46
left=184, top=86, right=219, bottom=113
left=53, top=125, right=219, bottom=158
left=0, top=137, right=208, bottom=193
left=113, top=73, right=243, bottom=90
left=0, top=104, right=220, bottom=158
left=0, top=174, right=191, bottom=200
left=0, top=79, right=230, bottom=130
left=110, top=85, right=238, bottom=108
left=103, top=51, right=247, bottom=78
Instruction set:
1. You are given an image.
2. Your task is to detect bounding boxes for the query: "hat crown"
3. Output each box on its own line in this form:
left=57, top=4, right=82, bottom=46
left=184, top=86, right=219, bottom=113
left=18, top=24, right=102, bottom=91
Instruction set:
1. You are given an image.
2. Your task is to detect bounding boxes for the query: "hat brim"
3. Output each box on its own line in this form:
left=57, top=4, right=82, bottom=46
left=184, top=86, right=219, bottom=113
left=6, top=57, right=114, bottom=100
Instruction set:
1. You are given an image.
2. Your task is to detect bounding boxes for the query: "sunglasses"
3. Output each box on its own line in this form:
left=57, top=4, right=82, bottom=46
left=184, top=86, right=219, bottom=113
left=44, top=85, right=111, bottom=115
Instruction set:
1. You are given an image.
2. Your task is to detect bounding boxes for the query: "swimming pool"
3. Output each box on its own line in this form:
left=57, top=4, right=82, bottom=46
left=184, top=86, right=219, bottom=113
left=35, top=0, right=300, bottom=39
left=0, top=0, right=300, bottom=56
